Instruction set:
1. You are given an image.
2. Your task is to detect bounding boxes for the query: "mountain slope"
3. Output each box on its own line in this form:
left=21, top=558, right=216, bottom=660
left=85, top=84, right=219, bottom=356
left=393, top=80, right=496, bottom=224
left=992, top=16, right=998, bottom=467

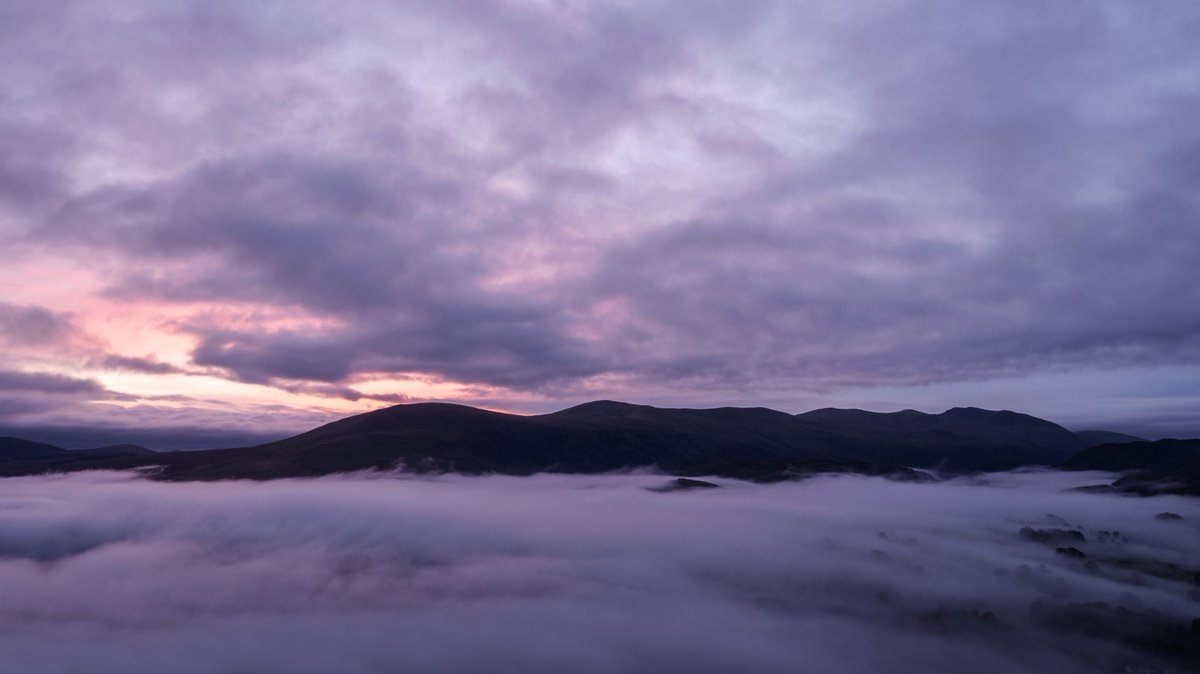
left=0, top=437, right=68, bottom=461
left=1060, top=438, right=1200, bottom=473
left=795, top=406, right=1086, bottom=471
left=1060, top=439, right=1200, bottom=496
left=0, top=401, right=1091, bottom=480
left=0, top=438, right=154, bottom=476
left=102, top=402, right=852, bottom=480
left=1075, top=430, right=1147, bottom=447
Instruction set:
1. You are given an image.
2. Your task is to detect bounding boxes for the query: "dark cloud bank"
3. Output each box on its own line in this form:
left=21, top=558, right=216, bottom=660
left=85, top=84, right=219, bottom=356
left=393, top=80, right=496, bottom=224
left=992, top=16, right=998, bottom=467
left=3, top=0, right=1199, bottom=406
left=1, top=470, right=1197, bottom=673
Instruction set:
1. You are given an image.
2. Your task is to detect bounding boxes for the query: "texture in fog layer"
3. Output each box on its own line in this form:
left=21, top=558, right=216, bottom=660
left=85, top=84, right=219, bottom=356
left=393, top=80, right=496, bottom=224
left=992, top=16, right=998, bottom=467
left=0, top=470, right=1197, bottom=674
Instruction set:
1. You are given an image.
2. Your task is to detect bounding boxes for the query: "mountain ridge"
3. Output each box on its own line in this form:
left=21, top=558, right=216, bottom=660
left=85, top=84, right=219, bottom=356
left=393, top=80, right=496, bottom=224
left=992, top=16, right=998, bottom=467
left=0, top=401, right=1102, bottom=480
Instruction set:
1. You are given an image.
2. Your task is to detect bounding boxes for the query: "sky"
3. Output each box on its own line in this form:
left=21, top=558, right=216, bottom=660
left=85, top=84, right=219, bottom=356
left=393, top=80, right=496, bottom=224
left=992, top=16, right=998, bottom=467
left=1, top=0, right=1199, bottom=447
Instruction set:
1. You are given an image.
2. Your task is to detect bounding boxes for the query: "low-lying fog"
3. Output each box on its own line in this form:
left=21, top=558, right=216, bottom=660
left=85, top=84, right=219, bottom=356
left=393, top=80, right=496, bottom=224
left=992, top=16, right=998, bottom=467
left=1, top=470, right=1197, bottom=674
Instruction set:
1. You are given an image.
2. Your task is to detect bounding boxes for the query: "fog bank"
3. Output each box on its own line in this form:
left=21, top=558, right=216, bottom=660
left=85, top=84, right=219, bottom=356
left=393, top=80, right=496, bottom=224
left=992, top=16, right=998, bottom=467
left=1, top=470, right=1197, bottom=674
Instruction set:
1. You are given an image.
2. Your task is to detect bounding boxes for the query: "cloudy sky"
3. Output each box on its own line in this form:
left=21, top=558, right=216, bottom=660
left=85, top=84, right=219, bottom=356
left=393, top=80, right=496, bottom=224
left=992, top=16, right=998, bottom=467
left=2, top=1, right=1198, bottom=446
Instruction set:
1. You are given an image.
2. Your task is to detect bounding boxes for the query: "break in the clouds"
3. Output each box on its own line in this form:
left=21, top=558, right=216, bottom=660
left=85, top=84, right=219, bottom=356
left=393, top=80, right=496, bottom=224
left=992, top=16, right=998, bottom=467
left=1, top=470, right=1198, bottom=673
left=1, top=1, right=1198, bottom=433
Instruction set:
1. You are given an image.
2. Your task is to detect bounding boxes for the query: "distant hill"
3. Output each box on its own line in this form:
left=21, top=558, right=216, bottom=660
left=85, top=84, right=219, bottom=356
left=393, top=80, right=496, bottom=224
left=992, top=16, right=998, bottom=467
left=1074, top=430, right=1147, bottom=448
left=1060, top=438, right=1200, bottom=473
left=795, top=406, right=1086, bottom=471
left=0, top=401, right=1088, bottom=480
left=73, top=444, right=156, bottom=457
left=0, top=438, right=153, bottom=475
left=0, top=436, right=69, bottom=460
left=1060, top=438, right=1200, bottom=496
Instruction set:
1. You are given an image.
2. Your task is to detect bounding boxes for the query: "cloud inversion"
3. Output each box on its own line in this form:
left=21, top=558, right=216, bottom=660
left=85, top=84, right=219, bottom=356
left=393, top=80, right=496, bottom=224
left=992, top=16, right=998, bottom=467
left=0, top=470, right=1197, bottom=673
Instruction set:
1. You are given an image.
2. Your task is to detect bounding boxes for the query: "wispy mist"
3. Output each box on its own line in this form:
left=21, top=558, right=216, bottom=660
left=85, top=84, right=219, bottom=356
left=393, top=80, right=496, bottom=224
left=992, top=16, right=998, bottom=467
left=1, top=471, right=1197, bottom=673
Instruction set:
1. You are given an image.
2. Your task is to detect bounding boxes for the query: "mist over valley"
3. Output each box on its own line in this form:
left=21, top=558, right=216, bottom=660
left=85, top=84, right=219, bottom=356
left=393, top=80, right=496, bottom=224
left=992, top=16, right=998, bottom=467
left=2, top=469, right=1198, bottom=674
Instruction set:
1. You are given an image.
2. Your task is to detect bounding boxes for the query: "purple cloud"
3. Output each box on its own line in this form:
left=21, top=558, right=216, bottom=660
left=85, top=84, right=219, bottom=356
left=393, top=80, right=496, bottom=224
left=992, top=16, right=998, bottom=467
left=96, top=355, right=185, bottom=375
left=0, top=303, right=83, bottom=349
left=0, top=0, right=1197, bottom=434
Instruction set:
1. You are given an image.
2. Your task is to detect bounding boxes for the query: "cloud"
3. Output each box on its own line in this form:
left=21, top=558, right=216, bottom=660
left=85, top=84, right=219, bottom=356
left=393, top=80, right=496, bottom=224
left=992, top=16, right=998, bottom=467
left=96, top=354, right=185, bottom=375
left=0, top=470, right=1197, bottom=673
left=0, top=399, right=345, bottom=451
left=0, top=370, right=103, bottom=395
left=1, top=0, right=1198, bottom=413
left=0, top=421, right=282, bottom=451
left=274, top=381, right=413, bottom=404
left=0, top=370, right=122, bottom=442
left=581, top=2, right=1200, bottom=391
left=0, top=303, right=91, bottom=353
left=48, top=149, right=611, bottom=389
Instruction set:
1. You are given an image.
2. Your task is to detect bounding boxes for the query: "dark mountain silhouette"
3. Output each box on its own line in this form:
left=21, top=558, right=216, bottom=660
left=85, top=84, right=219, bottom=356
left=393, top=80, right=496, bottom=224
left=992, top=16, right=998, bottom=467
left=0, top=437, right=153, bottom=475
left=1061, top=438, right=1200, bottom=473
left=794, top=406, right=1087, bottom=470
left=1075, top=430, right=1146, bottom=447
left=73, top=444, right=156, bottom=457
left=1, top=436, right=67, bottom=459
left=1060, top=439, right=1200, bottom=496
left=0, top=401, right=1088, bottom=481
